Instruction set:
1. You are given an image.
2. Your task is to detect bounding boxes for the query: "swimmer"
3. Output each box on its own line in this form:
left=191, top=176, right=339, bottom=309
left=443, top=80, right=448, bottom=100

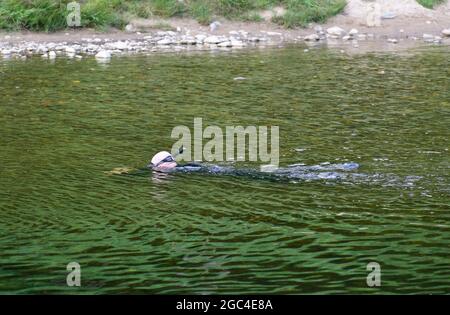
left=123, top=151, right=419, bottom=188
left=148, top=148, right=360, bottom=179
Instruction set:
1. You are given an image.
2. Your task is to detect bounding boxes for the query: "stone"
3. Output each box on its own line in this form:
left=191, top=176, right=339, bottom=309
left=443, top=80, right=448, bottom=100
left=65, top=47, right=76, bottom=54
left=195, top=34, right=207, bottom=43
left=180, top=36, right=196, bottom=45
left=381, top=12, right=396, bottom=19
left=49, top=51, right=57, bottom=59
left=218, top=41, right=232, bottom=47
left=125, top=24, right=135, bottom=32
left=423, top=34, right=434, bottom=42
left=230, top=40, right=245, bottom=47
left=210, top=21, right=221, bottom=32
left=304, top=34, right=319, bottom=41
left=327, top=26, right=346, bottom=37
left=95, top=50, right=111, bottom=59
left=204, top=36, right=224, bottom=44
left=349, top=28, right=359, bottom=36
left=357, top=34, right=367, bottom=40
left=112, top=41, right=128, bottom=50
left=37, top=45, right=48, bottom=54
left=157, top=38, right=173, bottom=45
left=387, top=38, right=398, bottom=44
left=442, top=29, right=450, bottom=37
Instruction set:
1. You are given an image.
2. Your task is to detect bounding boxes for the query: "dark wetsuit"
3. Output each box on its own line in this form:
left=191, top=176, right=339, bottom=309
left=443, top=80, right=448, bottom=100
left=125, top=161, right=421, bottom=188
left=158, top=162, right=361, bottom=181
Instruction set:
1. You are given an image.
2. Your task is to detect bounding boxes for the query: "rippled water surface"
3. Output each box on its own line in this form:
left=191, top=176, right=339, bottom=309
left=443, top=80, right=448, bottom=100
left=0, top=46, right=449, bottom=294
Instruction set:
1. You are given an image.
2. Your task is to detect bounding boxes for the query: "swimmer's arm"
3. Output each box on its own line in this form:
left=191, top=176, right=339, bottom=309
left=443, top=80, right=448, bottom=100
left=105, top=167, right=150, bottom=176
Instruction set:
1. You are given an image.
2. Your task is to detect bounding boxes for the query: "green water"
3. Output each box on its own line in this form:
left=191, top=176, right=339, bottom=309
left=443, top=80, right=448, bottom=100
left=0, top=46, right=449, bottom=294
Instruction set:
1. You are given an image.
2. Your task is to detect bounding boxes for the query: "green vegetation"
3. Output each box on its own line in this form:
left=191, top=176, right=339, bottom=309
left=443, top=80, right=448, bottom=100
left=0, top=0, right=447, bottom=32
left=272, top=0, right=347, bottom=28
left=0, top=0, right=347, bottom=31
left=0, top=0, right=68, bottom=31
left=416, top=0, right=446, bottom=8
left=0, top=0, right=126, bottom=31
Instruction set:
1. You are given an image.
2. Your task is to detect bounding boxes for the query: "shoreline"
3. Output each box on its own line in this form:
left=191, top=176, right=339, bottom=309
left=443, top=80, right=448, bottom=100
left=1, top=14, right=450, bottom=58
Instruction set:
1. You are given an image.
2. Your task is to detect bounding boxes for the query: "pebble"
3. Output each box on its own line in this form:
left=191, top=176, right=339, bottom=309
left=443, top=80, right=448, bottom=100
left=180, top=36, right=197, bottom=45
left=204, top=36, right=224, bottom=44
left=195, top=34, right=207, bottom=43
left=304, top=34, right=319, bottom=41
left=125, top=24, right=135, bottom=32
left=349, top=28, right=359, bottom=36
left=217, top=41, right=232, bottom=47
left=157, top=38, right=173, bottom=45
left=209, top=21, right=221, bottom=32
left=1, top=25, right=447, bottom=60
left=65, top=47, right=76, bottom=54
left=230, top=40, right=245, bottom=47
left=95, top=50, right=111, bottom=59
left=327, top=26, right=346, bottom=37
left=442, top=29, right=450, bottom=37
left=357, top=34, right=367, bottom=40
left=111, top=41, right=128, bottom=50
left=423, top=34, right=435, bottom=42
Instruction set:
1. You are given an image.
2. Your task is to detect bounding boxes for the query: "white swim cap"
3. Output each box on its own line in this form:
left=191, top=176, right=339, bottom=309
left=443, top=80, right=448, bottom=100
left=151, top=151, right=173, bottom=166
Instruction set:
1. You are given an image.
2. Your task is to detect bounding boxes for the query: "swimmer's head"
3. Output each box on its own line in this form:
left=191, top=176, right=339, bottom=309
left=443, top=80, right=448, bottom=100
left=149, top=151, right=177, bottom=171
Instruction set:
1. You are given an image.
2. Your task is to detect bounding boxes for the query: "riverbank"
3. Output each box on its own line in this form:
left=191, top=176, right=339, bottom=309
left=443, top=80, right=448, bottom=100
left=1, top=1, right=450, bottom=58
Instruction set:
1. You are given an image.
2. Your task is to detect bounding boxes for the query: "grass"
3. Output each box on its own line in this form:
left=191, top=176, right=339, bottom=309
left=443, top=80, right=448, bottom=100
left=0, top=0, right=68, bottom=32
left=0, top=0, right=447, bottom=32
left=0, top=0, right=127, bottom=31
left=416, top=0, right=446, bottom=8
left=272, top=0, right=347, bottom=28
left=81, top=0, right=126, bottom=30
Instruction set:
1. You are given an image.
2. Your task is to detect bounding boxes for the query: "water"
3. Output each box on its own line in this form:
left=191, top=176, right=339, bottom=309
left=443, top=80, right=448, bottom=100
left=0, top=46, right=449, bottom=294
